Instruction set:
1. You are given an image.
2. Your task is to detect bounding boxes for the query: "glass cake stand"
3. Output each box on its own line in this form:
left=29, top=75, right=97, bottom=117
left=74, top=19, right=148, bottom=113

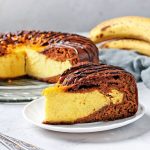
left=0, top=78, right=51, bottom=103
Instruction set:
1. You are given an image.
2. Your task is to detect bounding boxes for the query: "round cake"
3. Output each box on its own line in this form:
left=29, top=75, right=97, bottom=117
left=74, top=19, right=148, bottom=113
left=43, top=63, right=138, bottom=124
left=0, top=31, right=99, bottom=83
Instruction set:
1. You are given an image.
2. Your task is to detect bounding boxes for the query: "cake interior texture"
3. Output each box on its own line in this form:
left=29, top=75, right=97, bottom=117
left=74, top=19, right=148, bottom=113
left=43, top=63, right=138, bottom=124
left=0, top=46, right=72, bottom=79
left=0, top=31, right=99, bottom=83
left=43, top=86, right=123, bottom=124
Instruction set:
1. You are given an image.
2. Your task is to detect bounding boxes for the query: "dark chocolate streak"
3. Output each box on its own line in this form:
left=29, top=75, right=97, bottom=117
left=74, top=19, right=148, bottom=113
left=59, top=63, right=135, bottom=92
left=0, top=31, right=99, bottom=64
left=59, top=63, right=123, bottom=83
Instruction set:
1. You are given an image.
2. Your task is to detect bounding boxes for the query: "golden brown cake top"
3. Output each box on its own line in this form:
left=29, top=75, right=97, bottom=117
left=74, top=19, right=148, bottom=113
left=0, top=31, right=99, bottom=64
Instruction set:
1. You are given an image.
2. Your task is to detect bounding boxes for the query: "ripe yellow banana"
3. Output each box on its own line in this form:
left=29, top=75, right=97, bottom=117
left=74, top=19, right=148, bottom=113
left=101, top=39, right=150, bottom=56
left=90, top=16, right=150, bottom=44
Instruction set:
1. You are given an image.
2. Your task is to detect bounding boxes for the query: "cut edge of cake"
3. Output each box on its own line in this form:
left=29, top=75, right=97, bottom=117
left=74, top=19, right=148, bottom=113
left=43, top=85, right=124, bottom=124
left=42, top=63, right=138, bottom=125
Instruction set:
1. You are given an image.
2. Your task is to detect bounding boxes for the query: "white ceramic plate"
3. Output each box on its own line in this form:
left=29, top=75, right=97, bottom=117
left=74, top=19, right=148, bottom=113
left=23, top=97, right=145, bottom=133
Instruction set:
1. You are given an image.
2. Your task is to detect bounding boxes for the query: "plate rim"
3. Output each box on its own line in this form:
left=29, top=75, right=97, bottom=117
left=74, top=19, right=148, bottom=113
left=23, top=97, right=145, bottom=133
left=0, top=83, right=49, bottom=90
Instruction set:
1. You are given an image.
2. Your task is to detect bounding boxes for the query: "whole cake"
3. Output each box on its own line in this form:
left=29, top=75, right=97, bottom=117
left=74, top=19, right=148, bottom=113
left=43, top=63, right=138, bottom=124
left=0, top=31, right=99, bottom=83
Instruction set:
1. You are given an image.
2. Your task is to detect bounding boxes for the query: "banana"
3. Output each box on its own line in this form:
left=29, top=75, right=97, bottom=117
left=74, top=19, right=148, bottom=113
left=90, top=16, right=150, bottom=44
left=101, top=39, right=150, bottom=56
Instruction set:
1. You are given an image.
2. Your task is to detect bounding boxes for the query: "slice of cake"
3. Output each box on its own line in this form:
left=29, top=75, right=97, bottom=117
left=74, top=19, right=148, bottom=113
left=43, top=63, right=138, bottom=124
left=0, top=31, right=99, bottom=83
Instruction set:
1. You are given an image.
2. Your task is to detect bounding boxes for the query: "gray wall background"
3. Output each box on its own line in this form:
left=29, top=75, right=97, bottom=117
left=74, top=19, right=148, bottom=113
left=0, top=0, right=150, bottom=32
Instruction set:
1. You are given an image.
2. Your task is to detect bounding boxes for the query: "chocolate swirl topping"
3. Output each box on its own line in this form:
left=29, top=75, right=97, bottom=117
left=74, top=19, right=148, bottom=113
left=59, top=62, right=137, bottom=94
left=0, top=31, right=99, bottom=64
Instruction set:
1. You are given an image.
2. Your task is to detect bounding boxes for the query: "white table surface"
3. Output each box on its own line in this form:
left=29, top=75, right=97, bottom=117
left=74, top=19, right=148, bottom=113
left=0, top=82, right=150, bottom=150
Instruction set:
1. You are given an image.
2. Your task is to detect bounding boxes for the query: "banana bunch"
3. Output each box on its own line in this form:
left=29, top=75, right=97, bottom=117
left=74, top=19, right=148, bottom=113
left=90, top=16, right=150, bottom=56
